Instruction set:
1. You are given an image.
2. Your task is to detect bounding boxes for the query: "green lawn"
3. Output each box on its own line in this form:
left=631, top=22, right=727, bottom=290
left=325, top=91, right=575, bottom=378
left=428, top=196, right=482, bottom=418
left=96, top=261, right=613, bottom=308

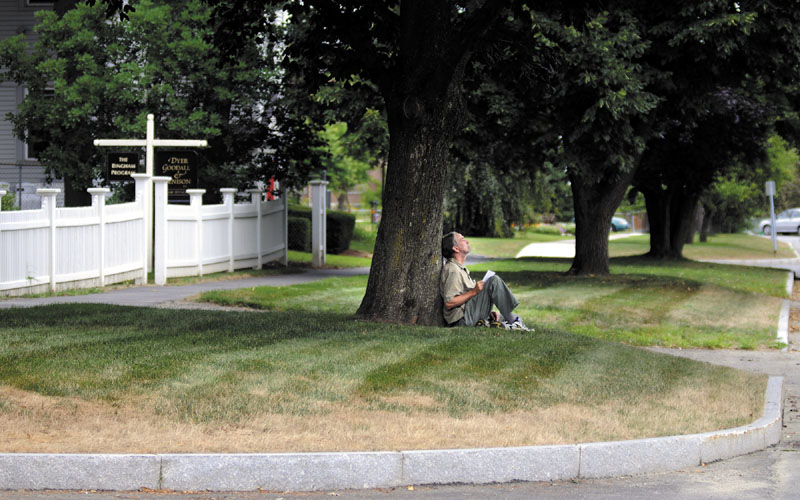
left=0, top=303, right=765, bottom=452
left=0, top=229, right=785, bottom=453
left=345, top=227, right=796, bottom=262
left=683, top=233, right=797, bottom=260
left=287, top=250, right=371, bottom=268
left=608, top=233, right=796, bottom=260
left=201, top=275, right=367, bottom=314
left=202, top=256, right=787, bottom=350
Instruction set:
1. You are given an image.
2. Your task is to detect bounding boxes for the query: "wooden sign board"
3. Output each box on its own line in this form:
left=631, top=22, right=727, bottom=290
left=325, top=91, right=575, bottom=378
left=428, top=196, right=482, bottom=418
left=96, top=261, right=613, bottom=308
left=155, top=150, right=198, bottom=202
left=107, top=152, right=140, bottom=181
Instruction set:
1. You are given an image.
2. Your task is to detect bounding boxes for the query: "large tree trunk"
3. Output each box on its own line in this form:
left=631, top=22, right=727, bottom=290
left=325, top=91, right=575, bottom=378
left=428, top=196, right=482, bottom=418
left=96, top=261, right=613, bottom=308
left=356, top=106, right=451, bottom=325
left=356, top=3, right=499, bottom=325
left=668, top=192, right=700, bottom=257
left=567, top=168, right=634, bottom=275
left=699, top=204, right=714, bottom=242
left=642, top=186, right=672, bottom=258
left=642, top=186, right=700, bottom=259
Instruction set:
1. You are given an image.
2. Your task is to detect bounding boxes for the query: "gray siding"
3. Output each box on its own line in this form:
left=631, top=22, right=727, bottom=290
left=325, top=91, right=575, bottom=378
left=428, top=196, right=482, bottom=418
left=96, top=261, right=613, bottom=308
left=0, top=1, right=50, bottom=45
left=0, top=0, right=53, bottom=189
left=0, top=83, right=16, bottom=165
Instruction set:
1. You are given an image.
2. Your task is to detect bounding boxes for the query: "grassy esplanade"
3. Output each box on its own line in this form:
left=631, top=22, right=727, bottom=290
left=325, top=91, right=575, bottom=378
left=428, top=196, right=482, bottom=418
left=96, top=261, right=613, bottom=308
left=0, top=232, right=783, bottom=453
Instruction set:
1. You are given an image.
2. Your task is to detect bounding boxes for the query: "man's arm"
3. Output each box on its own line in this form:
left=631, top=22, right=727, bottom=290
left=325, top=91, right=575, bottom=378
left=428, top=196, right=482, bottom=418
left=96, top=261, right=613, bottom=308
left=444, top=280, right=484, bottom=310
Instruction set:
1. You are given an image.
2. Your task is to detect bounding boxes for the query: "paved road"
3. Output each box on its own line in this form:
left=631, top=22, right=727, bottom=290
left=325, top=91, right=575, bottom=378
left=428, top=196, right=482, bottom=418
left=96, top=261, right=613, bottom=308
left=3, top=243, right=800, bottom=499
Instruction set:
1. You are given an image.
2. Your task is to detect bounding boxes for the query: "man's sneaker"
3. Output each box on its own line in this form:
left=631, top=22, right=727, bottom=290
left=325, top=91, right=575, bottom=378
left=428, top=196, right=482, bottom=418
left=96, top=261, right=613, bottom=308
left=488, top=319, right=508, bottom=329
left=476, top=319, right=489, bottom=327
left=506, top=318, right=533, bottom=332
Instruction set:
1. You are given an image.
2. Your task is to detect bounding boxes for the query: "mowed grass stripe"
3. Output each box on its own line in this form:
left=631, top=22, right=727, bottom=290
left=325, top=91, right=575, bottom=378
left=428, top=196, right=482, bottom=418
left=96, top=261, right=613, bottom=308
left=0, top=304, right=760, bottom=419
left=199, top=257, right=785, bottom=349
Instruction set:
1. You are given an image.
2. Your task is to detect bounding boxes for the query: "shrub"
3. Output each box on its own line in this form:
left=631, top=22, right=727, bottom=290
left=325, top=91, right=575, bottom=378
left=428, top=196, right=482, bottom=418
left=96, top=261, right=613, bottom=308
left=0, top=185, right=16, bottom=211
left=527, top=223, right=564, bottom=236
left=326, top=210, right=356, bottom=254
left=289, top=205, right=356, bottom=254
left=288, top=217, right=311, bottom=252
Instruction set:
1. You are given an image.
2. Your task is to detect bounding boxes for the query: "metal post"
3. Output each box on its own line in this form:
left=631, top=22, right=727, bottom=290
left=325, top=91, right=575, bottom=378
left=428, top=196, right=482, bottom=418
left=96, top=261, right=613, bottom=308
left=17, top=163, right=22, bottom=210
left=766, top=180, right=777, bottom=253
left=770, top=194, right=777, bottom=253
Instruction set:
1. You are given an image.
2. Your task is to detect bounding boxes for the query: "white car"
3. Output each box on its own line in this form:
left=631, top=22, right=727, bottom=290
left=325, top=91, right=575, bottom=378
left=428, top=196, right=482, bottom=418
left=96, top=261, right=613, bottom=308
left=760, top=208, right=800, bottom=235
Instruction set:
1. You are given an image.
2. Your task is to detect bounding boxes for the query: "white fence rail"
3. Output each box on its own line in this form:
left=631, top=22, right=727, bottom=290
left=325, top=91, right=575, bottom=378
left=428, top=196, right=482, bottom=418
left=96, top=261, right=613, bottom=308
left=0, top=177, right=149, bottom=296
left=152, top=177, right=288, bottom=285
left=0, top=178, right=288, bottom=296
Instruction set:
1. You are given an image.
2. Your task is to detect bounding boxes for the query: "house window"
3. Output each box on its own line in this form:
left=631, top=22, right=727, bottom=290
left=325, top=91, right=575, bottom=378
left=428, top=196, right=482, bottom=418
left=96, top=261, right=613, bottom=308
left=27, top=1, right=54, bottom=5
left=23, top=88, right=54, bottom=161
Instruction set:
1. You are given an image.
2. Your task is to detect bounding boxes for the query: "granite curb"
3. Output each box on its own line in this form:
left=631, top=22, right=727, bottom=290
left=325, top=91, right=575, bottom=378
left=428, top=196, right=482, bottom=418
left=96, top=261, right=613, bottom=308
left=0, top=376, right=783, bottom=492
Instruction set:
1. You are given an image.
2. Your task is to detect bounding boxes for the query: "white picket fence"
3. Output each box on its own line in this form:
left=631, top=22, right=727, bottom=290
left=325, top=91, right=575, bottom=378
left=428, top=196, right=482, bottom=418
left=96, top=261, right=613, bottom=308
left=152, top=177, right=288, bottom=284
left=0, top=177, right=287, bottom=296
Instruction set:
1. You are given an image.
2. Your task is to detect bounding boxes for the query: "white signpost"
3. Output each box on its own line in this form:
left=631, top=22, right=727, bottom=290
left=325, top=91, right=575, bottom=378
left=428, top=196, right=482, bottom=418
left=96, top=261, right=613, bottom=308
left=310, top=180, right=328, bottom=268
left=766, top=180, right=777, bottom=253
left=94, top=114, right=207, bottom=274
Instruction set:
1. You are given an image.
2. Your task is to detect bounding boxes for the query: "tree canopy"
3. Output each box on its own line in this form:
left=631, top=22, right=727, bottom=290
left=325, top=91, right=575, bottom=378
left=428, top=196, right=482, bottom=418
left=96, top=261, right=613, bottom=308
left=23, top=0, right=800, bottom=323
left=204, top=0, right=512, bottom=324
left=448, top=0, right=800, bottom=268
left=0, top=0, right=320, bottom=205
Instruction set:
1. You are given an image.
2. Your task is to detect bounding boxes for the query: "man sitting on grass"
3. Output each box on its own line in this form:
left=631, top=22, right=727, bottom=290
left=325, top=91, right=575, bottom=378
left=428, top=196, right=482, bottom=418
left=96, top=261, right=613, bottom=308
left=440, top=231, right=531, bottom=331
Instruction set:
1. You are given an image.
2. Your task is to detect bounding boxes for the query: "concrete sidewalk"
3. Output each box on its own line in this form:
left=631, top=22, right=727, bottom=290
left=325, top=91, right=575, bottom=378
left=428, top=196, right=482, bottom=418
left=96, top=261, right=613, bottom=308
left=0, top=253, right=490, bottom=310
left=515, top=232, right=644, bottom=258
left=0, top=267, right=369, bottom=310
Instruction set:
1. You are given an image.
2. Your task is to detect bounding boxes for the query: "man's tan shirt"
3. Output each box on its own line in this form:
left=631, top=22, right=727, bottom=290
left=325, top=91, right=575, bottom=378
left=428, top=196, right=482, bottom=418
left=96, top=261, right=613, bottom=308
left=440, top=258, right=476, bottom=324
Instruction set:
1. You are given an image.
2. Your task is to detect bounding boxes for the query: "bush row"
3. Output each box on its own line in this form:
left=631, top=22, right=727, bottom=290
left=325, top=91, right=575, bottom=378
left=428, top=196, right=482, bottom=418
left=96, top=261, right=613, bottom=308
left=288, top=206, right=356, bottom=254
left=288, top=217, right=311, bottom=252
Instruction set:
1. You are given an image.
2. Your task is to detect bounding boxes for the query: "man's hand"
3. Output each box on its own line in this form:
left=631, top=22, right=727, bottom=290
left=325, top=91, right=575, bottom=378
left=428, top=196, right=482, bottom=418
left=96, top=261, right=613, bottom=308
left=445, top=280, right=485, bottom=310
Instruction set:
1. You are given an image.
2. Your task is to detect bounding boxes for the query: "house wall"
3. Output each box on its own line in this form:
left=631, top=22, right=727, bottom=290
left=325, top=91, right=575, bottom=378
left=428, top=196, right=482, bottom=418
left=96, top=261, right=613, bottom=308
left=0, top=0, right=58, bottom=208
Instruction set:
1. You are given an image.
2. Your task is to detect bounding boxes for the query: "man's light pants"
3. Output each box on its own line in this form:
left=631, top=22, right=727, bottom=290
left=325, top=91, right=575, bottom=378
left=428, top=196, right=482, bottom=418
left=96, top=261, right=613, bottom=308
left=458, top=275, right=520, bottom=326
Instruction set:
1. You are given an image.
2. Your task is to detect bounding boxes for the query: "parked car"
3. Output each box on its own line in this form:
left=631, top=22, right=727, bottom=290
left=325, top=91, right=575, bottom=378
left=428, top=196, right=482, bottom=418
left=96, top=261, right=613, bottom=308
left=611, top=216, right=630, bottom=232
left=760, top=208, right=800, bottom=235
